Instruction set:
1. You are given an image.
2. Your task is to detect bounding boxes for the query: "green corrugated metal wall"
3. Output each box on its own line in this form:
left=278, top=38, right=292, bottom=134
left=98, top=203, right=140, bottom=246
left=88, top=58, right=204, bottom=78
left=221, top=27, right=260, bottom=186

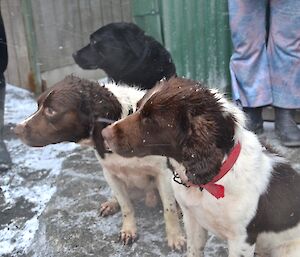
left=132, top=0, right=232, bottom=92
left=132, top=0, right=163, bottom=43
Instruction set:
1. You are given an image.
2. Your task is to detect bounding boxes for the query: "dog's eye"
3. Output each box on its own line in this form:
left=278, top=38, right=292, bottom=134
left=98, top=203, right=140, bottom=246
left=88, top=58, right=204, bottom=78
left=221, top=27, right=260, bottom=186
left=90, top=37, right=99, bottom=47
left=141, top=117, right=154, bottom=126
left=44, top=107, right=57, bottom=117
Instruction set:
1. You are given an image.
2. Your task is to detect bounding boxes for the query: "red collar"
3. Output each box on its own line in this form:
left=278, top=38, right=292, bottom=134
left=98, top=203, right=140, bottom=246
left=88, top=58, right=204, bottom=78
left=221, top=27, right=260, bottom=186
left=187, top=141, right=241, bottom=199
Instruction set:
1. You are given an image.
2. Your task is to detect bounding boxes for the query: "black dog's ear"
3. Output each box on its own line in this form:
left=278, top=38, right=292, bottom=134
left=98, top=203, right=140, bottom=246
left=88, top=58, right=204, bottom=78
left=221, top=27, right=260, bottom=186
left=92, top=122, right=106, bottom=158
left=121, top=27, right=146, bottom=58
left=181, top=115, right=224, bottom=185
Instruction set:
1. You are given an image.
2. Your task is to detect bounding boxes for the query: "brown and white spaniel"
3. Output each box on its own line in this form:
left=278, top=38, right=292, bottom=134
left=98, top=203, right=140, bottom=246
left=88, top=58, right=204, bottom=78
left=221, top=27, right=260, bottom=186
left=102, top=77, right=300, bottom=257
left=14, top=75, right=185, bottom=249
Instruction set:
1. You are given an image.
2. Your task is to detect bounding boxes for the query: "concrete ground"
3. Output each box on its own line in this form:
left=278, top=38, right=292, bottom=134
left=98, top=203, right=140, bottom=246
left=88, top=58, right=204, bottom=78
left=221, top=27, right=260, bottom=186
left=0, top=85, right=299, bottom=257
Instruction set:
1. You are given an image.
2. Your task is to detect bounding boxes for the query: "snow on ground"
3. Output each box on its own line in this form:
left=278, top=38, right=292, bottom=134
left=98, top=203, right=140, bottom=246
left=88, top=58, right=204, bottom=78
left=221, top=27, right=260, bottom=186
left=0, top=85, right=78, bottom=256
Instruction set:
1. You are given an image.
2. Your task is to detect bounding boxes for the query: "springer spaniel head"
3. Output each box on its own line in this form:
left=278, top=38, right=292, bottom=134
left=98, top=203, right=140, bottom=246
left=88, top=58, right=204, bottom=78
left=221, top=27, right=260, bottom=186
left=102, top=77, right=244, bottom=185
left=14, top=75, right=122, bottom=158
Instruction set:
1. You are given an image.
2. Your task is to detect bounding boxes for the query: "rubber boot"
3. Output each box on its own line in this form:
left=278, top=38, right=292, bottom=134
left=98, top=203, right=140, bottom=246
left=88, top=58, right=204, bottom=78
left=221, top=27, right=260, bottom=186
left=243, top=107, right=264, bottom=135
left=0, top=74, right=12, bottom=172
left=274, top=107, right=300, bottom=147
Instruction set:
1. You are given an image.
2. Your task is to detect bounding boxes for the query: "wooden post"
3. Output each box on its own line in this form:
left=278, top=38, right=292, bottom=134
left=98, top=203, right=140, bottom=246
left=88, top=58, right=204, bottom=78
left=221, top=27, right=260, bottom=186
left=21, top=0, right=42, bottom=94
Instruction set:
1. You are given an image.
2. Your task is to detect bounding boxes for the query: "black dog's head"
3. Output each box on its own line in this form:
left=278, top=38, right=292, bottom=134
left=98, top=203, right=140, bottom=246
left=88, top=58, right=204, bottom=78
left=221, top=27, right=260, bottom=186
left=73, top=23, right=145, bottom=71
left=73, top=22, right=176, bottom=89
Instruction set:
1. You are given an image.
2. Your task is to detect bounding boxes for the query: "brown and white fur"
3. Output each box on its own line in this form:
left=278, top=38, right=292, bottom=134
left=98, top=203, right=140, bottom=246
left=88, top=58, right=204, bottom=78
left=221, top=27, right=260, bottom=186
left=14, top=75, right=185, bottom=249
left=102, top=77, right=300, bottom=257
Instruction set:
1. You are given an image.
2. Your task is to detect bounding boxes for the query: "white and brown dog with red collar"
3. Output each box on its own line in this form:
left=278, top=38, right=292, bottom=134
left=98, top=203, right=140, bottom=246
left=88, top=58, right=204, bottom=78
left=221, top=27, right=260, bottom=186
left=102, top=77, right=300, bottom=257
left=14, top=75, right=185, bottom=249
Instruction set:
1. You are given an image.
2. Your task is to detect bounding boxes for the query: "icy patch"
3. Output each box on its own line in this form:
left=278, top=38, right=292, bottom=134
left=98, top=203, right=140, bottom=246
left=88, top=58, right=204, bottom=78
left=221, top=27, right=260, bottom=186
left=5, top=84, right=38, bottom=124
left=0, top=217, right=39, bottom=255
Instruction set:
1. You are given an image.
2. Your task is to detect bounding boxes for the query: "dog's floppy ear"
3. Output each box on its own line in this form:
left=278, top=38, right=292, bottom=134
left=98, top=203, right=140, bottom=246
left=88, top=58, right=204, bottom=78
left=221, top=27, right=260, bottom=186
left=121, top=26, right=146, bottom=58
left=181, top=114, right=224, bottom=185
left=92, top=122, right=106, bottom=158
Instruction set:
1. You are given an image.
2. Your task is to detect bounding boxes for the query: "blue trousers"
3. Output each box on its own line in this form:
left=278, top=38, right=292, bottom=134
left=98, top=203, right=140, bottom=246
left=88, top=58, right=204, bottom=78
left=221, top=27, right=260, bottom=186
left=228, top=0, right=300, bottom=108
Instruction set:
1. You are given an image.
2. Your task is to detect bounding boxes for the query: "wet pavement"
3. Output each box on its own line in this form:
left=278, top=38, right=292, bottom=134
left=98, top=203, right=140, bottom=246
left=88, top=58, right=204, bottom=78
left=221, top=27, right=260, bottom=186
left=0, top=85, right=299, bottom=257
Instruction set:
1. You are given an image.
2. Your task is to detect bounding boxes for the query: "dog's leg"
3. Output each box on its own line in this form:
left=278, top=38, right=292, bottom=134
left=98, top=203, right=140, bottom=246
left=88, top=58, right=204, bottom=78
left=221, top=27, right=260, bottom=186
left=145, top=188, right=158, bottom=208
left=228, top=237, right=255, bottom=257
left=271, top=239, right=300, bottom=257
left=181, top=205, right=207, bottom=257
left=100, top=196, right=120, bottom=216
left=156, top=173, right=186, bottom=251
left=103, top=169, right=137, bottom=245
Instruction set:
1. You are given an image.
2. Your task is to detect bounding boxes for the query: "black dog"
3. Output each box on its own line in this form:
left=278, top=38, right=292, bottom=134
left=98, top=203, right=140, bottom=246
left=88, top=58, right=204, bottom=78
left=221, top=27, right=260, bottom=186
left=72, top=22, right=176, bottom=90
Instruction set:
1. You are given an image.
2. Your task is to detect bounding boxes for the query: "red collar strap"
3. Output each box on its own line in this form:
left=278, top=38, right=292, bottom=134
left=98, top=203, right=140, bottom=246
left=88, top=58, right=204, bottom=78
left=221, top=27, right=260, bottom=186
left=187, top=141, right=241, bottom=199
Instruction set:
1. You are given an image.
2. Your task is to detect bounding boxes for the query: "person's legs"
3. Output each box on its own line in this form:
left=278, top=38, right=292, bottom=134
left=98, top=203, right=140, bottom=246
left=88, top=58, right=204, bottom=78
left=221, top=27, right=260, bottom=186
left=228, top=0, right=272, bottom=134
left=0, top=73, right=11, bottom=171
left=268, top=0, right=300, bottom=146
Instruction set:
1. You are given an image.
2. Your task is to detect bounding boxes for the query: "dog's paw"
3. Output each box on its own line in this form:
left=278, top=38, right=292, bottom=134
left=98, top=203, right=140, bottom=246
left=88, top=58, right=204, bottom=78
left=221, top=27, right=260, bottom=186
left=77, top=138, right=94, bottom=148
left=119, top=229, right=138, bottom=245
left=167, top=234, right=186, bottom=252
left=100, top=201, right=120, bottom=217
left=145, top=190, right=158, bottom=208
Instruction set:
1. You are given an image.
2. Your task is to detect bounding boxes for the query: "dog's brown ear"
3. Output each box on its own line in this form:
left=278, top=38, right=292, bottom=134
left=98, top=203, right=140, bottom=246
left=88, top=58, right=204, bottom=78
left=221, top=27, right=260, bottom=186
left=92, top=122, right=106, bottom=158
left=181, top=115, right=224, bottom=185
